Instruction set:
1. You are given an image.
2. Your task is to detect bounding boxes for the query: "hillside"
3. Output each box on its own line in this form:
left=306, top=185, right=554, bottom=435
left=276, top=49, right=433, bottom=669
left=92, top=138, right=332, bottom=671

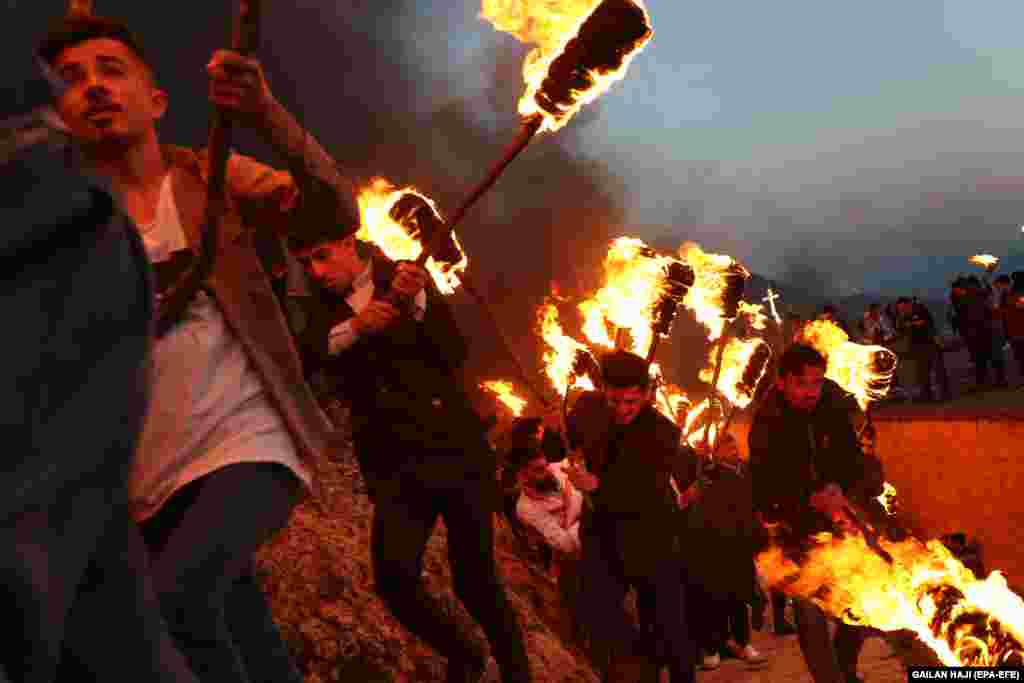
left=256, top=426, right=600, bottom=682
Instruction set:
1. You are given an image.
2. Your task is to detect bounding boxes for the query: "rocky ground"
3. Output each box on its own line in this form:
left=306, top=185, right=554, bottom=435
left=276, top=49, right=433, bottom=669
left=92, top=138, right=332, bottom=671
left=255, top=435, right=599, bottom=683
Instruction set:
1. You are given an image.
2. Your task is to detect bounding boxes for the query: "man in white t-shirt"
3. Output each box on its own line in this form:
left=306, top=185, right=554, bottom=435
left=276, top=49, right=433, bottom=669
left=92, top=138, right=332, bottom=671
left=40, top=14, right=356, bottom=682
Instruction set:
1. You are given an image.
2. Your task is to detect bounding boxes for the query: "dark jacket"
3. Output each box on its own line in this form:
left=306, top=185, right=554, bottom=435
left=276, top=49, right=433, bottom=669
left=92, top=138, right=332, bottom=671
left=299, top=246, right=483, bottom=481
left=567, top=392, right=696, bottom=577
left=749, top=379, right=884, bottom=536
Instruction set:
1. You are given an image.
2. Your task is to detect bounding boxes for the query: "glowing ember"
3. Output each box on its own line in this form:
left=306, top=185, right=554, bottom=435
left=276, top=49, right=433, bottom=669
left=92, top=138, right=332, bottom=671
left=538, top=301, right=596, bottom=396
left=757, top=530, right=1024, bottom=667
left=798, top=320, right=898, bottom=410
left=679, top=242, right=753, bottom=341
left=480, top=0, right=653, bottom=132
left=356, top=179, right=467, bottom=294
left=481, top=380, right=528, bottom=416
left=577, top=237, right=681, bottom=356
left=969, top=254, right=999, bottom=270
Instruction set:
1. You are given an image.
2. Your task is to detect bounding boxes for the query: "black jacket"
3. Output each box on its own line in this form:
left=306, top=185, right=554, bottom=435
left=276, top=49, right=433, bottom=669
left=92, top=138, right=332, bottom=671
left=567, top=392, right=697, bottom=577
left=298, top=246, right=483, bottom=477
left=749, top=379, right=884, bottom=536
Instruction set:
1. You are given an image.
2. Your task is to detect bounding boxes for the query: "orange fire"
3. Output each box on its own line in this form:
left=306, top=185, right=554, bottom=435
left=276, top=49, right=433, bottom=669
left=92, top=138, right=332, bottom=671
left=679, top=242, right=763, bottom=340
left=969, top=254, right=999, bottom=270
left=356, top=179, right=468, bottom=294
left=757, top=530, right=1024, bottom=666
left=481, top=380, right=528, bottom=416
left=877, top=481, right=898, bottom=516
left=480, top=0, right=653, bottom=132
left=798, top=320, right=897, bottom=410
left=538, top=301, right=595, bottom=396
left=577, top=237, right=681, bottom=356
left=698, top=337, right=768, bottom=411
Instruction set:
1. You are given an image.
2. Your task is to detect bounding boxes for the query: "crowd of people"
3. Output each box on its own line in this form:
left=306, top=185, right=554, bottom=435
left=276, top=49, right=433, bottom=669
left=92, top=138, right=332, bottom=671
left=780, top=271, right=1024, bottom=405
left=4, top=12, right=903, bottom=683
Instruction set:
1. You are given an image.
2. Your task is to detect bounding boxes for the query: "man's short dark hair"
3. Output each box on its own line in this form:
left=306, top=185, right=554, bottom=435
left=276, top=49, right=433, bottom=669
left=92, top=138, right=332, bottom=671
left=896, top=296, right=912, bottom=305
left=777, top=344, right=827, bottom=379
left=600, top=350, right=650, bottom=390
left=286, top=219, right=360, bottom=254
left=39, top=15, right=152, bottom=71
left=504, top=418, right=543, bottom=473
left=995, top=274, right=1011, bottom=286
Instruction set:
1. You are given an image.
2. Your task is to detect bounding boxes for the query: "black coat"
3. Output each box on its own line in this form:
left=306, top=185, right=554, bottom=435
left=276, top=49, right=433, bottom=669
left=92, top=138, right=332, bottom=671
left=567, top=392, right=697, bottom=578
left=298, top=246, right=486, bottom=485
left=749, top=379, right=884, bottom=537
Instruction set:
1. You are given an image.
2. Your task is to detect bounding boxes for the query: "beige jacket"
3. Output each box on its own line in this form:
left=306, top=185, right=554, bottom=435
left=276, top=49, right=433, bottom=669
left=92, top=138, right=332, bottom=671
left=160, top=143, right=342, bottom=475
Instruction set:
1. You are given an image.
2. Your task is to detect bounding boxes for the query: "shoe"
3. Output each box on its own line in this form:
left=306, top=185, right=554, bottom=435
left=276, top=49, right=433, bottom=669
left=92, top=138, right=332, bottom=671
left=701, top=652, right=721, bottom=670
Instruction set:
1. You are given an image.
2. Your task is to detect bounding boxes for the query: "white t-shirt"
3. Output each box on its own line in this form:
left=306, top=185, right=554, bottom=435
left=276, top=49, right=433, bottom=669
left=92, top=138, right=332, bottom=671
left=515, top=459, right=583, bottom=555
left=129, top=174, right=311, bottom=522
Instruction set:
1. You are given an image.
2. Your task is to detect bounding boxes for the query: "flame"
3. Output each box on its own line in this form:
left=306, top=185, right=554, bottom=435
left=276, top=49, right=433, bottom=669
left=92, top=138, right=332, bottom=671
left=757, top=530, right=1024, bottom=667
left=480, top=0, right=653, bottom=132
left=650, top=364, right=691, bottom=423
left=798, top=320, right=898, bottom=411
left=877, top=481, right=898, bottom=516
left=481, top=380, right=528, bottom=416
left=538, top=301, right=595, bottom=396
left=679, top=242, right=752, bottom=341
left=969, top=254, right=999, bottom=270
left=577, top=237, right=681, bottom=356
left=356, top=179, right=467, bottom=294
left=699, top=337, right=768, bottom=410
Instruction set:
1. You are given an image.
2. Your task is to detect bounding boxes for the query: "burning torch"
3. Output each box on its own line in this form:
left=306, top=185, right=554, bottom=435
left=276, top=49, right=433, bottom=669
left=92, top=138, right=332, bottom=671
left=646, top=261, right=696, bottom=363
left=410, top=0, right=654, bottom=274
left=700, top=262, right=749, bottom=451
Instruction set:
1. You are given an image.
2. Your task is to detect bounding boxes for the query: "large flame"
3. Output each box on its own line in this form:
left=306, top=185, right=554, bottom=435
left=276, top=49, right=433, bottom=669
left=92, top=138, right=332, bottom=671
left=969, top=254, right=999, bottom=270
left=758, top=530, right=1024, bottom=667
left=481, top=380, right=528, bottom=416
left=798, top=320, right=897, bottom=410
left=679, top=242, right=758, bottom=341
left=356, top=179, right=468, bottom=294
left=480, top=0, right=653, bottom=132
left=577, top=237, right=680, bottom=355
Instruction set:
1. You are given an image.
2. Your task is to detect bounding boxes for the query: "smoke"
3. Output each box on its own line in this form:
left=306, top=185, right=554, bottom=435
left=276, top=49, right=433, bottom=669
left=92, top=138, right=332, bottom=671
left=4, top=1, right=629, bottom=400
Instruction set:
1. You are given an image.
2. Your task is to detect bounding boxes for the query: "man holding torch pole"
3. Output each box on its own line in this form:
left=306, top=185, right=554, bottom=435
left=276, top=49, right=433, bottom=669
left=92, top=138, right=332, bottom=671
left=37, top=8, right=359, bottom=681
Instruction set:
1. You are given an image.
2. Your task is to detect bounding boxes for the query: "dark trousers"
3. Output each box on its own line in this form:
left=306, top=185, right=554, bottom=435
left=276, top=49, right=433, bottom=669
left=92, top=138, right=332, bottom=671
left=368, top=458, right=530, bottom=682
left=4, top=480, right=197, bottom=683
left=965, top=333, right=1006, bottom=386
left=579, top=528, right=696, bottom=683
left=792, top=599, right=868, bottom=683
left=910, top=344, right=951, bottom=400
left=140, top=463, right=303, bottom=683
left=687, top=587, right=751, bottom=653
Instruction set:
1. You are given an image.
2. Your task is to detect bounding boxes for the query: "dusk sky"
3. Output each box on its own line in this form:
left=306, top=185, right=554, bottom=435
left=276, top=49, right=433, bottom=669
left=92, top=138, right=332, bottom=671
left=406, top=0, right=1024, bottom=296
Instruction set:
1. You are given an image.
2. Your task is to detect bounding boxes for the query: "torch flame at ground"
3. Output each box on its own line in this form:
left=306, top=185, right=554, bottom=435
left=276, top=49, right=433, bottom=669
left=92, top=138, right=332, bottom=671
left=480, top=0, right=653, bottom=132
left=798, top=320, right=897, bottom=410
left=757, top=530, right=1024, bottom=667
left=481, top=380, right=528, bottom=416
left=969, top=254, right=999, bottom=270
left=356, top=179, right=467, bottom=294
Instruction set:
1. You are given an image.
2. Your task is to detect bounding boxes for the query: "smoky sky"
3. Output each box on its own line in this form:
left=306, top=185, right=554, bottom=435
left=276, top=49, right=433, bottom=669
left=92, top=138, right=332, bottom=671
left=4, top=0, right=632, bottom=389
